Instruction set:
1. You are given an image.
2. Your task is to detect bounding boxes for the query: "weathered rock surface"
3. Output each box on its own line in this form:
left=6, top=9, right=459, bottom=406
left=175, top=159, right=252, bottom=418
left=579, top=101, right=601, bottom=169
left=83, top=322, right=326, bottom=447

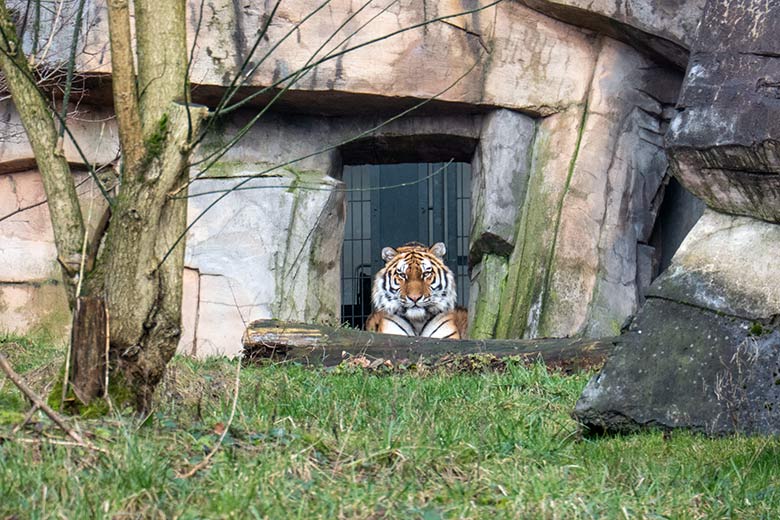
left=577, top=0, right=780, bottom=436
left=667, top=0, right=780, bottom=223
left=41, top=0, right=700, bottom=112
left=469, top=109, right=535, bottom=263
left=468, top=254, right=508, bottom=339
left=649, top=210, right=780, bottom=321
left=493, top=38, right=681, bottom=340
left=0, top=0, right=702, bottom=356
left=0, top=102, right=119, bottom=173
left=517, top=0, right=704, bottom=68
left=573, top=298, right=780, bottom=436
left=574, top=207, right=780, bottom=435
left=0, top=169, right=108, bottom=281
left=61, top=1, right=602, bottom=116
left=0, top=282, right=70, bottom=338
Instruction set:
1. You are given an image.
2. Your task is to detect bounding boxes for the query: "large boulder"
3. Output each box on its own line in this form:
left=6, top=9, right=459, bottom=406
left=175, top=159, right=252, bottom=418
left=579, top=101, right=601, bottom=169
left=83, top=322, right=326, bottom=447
left=666, top=0, right=780, bottom=223
left=573, top=298, right=780, bottom=435
left=573, top=210, right=780, bottom=435
left=648, top=210, right=780, bottom=321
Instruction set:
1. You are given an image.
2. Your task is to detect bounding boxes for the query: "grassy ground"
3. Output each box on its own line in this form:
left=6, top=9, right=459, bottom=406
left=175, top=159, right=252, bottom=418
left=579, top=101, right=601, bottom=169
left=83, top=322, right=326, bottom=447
left=1, top=334, right=779, bottom=519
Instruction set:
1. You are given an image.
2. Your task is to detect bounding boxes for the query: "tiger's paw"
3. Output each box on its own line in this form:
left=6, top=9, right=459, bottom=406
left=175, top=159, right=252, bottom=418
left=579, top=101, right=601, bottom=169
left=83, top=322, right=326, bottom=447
left=365, top=311, right=415, bottom=336
left=420, top=307, right=468, bottom=339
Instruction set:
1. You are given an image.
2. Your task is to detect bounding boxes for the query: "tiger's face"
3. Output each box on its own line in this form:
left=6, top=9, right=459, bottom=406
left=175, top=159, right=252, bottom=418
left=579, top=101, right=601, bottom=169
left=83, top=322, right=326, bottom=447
left=371, top=242, right=457, bottom=326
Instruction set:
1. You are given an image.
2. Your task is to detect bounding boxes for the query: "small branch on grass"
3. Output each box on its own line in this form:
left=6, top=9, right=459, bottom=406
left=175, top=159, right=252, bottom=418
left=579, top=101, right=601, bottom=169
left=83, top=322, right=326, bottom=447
left=0, top=351, right=107, bottom=455
left=176, top=358, right=242, bottom=479
left=0, top=435, right=107, bottom=454
left=10, top=403, right=40, bottom=435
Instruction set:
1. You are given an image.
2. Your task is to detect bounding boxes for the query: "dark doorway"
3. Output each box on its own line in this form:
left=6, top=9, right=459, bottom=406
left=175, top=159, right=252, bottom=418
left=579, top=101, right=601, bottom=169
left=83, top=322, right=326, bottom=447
left=341, top=162, right=471, bottom=329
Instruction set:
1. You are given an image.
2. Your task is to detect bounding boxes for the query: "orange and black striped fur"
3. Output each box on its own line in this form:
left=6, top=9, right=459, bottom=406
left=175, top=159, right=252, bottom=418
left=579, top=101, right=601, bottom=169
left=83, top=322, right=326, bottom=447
left=364, top=242, right=468, bottom=339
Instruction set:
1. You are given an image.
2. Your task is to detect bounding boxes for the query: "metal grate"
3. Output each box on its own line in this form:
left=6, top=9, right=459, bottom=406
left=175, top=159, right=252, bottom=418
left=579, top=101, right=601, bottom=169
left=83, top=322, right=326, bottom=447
left=341, top=162, right=471, bottom=329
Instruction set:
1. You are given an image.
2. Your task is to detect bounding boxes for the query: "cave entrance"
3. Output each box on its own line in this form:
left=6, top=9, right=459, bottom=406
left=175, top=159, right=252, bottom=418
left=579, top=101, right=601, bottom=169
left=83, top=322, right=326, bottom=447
left=340, top=162, right=471, bottom=329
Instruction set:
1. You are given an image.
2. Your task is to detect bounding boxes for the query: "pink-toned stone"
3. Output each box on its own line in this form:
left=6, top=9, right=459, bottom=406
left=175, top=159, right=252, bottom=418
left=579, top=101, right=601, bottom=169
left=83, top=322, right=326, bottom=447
left=0, top=102, right=119, bottom=174
left=0, top=169, right=109, bottom=282
left=177, top=267, right=200, bottom=356
left=0, top=282, right=70, bottom=338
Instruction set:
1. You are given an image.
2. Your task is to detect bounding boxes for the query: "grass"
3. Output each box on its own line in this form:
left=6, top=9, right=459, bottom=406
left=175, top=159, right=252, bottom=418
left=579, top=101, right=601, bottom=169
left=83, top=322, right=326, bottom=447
left=1, top=334, right=780, bottom=518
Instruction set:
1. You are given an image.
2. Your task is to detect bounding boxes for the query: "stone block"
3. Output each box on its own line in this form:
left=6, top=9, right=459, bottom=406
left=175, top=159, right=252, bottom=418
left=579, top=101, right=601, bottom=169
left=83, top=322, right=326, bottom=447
left=193, top=274, right=255, bottom=358
left=0, top=102, right=119, bottom=173
left=177, top=268, right=200, bottom=357
left=468, top=254, right=508, bottom=339
left=516, top=0, right=704, bottom=67
left=648, top=209, right=780, bottom=321
left=0, top=282, right=70, bottom=339
left=469, top=109, right=535, bottom=264
left=573, top=298, right=780, bottom=436
left=667, top=0, right=780, bottom=223
left=0, top=170, right=108, bottom=282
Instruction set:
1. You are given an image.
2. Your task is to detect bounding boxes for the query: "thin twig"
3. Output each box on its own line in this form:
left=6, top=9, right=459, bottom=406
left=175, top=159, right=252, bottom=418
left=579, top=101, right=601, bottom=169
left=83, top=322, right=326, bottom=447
left=0, top=352, right=107, bottom=454
left=0, top=435, right=107, bottom=454
left=59, top=0, right=88, bottom=137
left=10, top=403, right=40, bottom=434
left=177, top=359, right=241, bottom=479
left=34, top=0, right=64, bottom=65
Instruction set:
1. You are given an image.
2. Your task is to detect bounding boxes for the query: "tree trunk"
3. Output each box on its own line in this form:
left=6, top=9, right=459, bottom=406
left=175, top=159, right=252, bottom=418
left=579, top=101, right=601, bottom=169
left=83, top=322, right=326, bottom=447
left=81, top=103, right=207, bottom=413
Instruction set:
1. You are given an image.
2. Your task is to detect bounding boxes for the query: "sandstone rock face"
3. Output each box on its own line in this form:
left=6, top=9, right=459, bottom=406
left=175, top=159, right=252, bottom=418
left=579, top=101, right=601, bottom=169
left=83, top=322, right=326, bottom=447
left=63, top=1, right=600, bottom=115
left=0, top=102, right=119, bottom=173
left=468, top=254, right=508, bottom=340
left=50, top=1, right=701, bottom=112
left=667, top=0, right=780, bottom=223
left=487, top=38, right=681, bottom=340
left=574, top=0, right=780, bottom=435
left=469, top=109, right=535, bottom=263
left=0, top=167, right=108, bottom=345
left=0, top=282, right=70, bottom=338
left=517, top=0, right=704, bottom=67
left=1, top=0, right=705, bottom=355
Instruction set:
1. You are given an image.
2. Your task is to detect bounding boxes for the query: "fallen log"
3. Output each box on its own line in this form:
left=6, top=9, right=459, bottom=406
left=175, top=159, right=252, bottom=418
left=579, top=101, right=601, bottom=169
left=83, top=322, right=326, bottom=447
left=242, top=319, right=621, bottom=372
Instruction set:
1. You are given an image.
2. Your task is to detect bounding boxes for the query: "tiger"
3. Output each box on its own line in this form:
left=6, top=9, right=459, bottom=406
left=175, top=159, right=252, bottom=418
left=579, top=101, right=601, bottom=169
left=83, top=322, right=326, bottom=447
left=364, top=241, right=468, bottom=339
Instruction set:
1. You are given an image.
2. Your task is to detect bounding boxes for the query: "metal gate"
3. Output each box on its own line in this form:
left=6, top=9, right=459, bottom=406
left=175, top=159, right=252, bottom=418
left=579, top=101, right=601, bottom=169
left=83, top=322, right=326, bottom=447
left=341, top=162, right=471, bottom=329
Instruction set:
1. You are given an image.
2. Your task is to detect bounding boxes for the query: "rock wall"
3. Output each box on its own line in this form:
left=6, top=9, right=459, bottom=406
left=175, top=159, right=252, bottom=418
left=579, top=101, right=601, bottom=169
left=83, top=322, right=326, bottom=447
left=470, top=38, right=682, bottom=339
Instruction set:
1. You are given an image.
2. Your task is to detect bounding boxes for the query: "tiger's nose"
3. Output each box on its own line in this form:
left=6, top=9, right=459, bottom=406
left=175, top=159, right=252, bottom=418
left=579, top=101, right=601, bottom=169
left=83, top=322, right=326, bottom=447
left=408, top=294, right=422, bottom=304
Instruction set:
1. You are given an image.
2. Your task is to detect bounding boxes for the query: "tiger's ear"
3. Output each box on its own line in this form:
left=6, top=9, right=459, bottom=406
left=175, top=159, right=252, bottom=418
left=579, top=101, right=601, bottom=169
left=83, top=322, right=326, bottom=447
left=382, top=247, right=398, bottom=262
left=430, top=242, right=446, bottom=258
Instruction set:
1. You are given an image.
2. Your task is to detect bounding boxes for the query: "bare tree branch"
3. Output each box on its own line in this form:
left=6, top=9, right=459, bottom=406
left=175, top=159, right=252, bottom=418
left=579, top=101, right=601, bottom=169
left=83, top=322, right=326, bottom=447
left=0, top=0, right=85, bottom=303
left=135, top=0, right=187, bottom=135
left=105, top=0, right=144, bottom=170
left=0, top=351, right=107, bottom=454
left=59, top=0, right=87, bottom=137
